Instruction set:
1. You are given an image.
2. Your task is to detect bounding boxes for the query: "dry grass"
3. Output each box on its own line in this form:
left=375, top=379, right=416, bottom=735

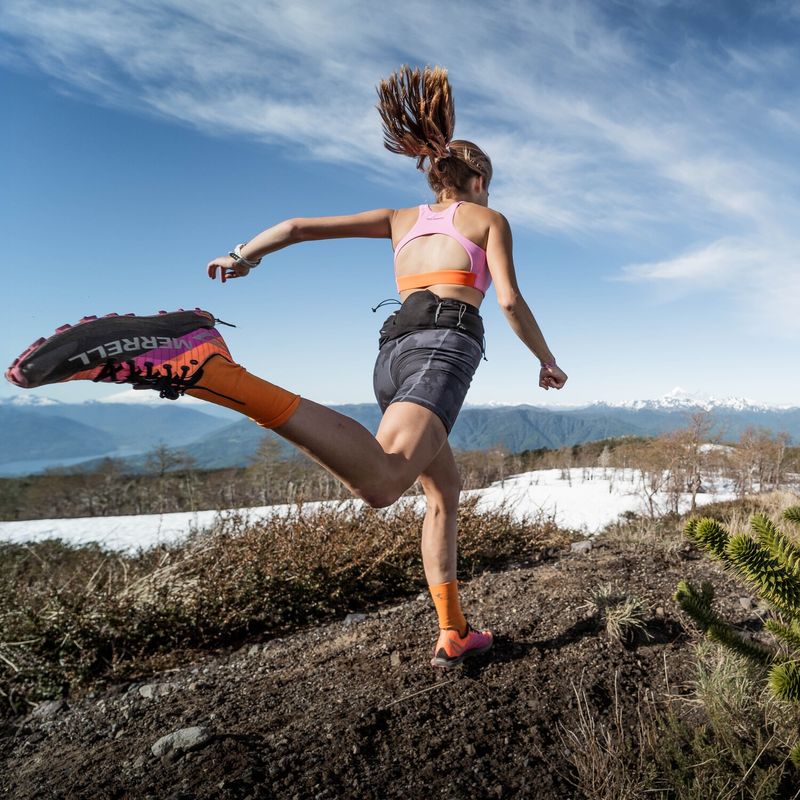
left=600, top=492, right=800, bottom=565
left=691, top=490, right=800, bottom=535
left=558, top=672, right=661, bottom=799
left=0, top=496, right=569, bottom=717
left=600, top=513, right=686, bottom=560
left=557, top=645, right=800, bottom=799
left=582, top=582, right=650, bottom=643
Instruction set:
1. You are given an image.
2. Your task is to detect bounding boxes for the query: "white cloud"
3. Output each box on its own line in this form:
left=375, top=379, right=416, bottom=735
left=619, top=237, right=763, bottom=286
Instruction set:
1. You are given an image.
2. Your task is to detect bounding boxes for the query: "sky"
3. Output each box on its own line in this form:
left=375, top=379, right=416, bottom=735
left=2, top=0, right=800, bottom=408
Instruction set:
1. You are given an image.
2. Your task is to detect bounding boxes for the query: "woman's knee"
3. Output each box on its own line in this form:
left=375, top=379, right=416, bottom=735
left=420, top=474, right=462, bottom=513
left=355, top=478, right=407, bottom=509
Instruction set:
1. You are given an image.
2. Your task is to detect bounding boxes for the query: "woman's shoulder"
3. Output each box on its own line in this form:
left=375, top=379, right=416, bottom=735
left=457, top=202, right=508, bottom=227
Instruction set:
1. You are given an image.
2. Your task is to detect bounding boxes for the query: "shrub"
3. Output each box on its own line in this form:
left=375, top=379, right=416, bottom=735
left=675, top=505, right=800, bottom=765
left=0, top=497, right=569, bottom=717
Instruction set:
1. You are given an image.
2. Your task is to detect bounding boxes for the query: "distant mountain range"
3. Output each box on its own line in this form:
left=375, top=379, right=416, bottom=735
left=1, top=387, right=797, bottom=475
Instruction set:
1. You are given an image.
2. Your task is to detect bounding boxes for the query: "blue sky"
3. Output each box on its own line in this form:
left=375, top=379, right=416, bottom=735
left=2, top=0, right=800, bottom=408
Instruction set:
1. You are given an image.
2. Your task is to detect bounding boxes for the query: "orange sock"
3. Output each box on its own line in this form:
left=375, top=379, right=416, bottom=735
left=428, top=580, right=467, bottom=636
left=187, top=356, right=301, bottom=429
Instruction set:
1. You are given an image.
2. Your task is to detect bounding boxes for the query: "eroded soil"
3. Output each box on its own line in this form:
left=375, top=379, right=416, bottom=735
left=0, top=536, right=767, bottom=799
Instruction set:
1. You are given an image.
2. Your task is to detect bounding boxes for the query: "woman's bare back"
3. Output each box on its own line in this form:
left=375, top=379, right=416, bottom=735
left=392, top=201, right=495, bottom=307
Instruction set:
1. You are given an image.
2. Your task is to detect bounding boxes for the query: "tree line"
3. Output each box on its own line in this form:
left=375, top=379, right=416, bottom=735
left=1, top=415, right=796, bottom=521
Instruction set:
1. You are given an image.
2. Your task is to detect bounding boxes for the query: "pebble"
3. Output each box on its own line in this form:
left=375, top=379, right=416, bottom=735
left=344, top=613, right=368, bottom=627
left=31, top=700, right=67, bottom=719
left=151, top=726, right=212, bottom=760
left=139, top=683, right=172, bottom=700
left=739, top=596, right=754, bottom=610
left=390, top=651, right=402, bottom=667
left=570, top=540, right=593, bottom=554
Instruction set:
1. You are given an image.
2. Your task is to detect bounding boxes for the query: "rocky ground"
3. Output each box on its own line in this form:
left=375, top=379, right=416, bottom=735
left=0, top=532, right=781, bottom=799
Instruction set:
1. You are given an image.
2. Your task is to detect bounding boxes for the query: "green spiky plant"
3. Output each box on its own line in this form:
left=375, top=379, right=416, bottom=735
left=675, top=507, right=800, bottom=767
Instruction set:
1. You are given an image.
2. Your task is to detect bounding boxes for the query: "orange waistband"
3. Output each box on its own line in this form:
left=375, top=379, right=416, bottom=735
left=396, top=270, right=478, bottom=292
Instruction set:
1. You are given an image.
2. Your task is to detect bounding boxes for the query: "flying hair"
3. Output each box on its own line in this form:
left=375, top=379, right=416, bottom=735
left=376, top=65, right=492, bottom=200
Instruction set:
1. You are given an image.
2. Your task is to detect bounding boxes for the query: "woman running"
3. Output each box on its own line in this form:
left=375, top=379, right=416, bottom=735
left=6, top=66, right=567, bottom=669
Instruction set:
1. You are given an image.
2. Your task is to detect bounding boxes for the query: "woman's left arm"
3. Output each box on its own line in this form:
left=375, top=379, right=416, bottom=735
left=207, top=208, right=395, bottom=282
left=486, top=211, right=568, bottom=391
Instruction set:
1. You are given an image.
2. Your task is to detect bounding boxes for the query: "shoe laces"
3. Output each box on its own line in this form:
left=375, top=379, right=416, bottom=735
left=92, top=359, right=205, bottom=400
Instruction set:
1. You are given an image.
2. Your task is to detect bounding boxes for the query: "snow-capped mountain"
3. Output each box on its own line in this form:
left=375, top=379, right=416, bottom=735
left=587, top=387, right=783, bottom=413
left=2, top=388, right=799, bottom=477
left=0, top=395, right=62, bottom=407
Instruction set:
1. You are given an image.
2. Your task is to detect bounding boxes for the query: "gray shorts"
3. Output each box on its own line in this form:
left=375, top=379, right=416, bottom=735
left=372, top=327, right=483, bottom=433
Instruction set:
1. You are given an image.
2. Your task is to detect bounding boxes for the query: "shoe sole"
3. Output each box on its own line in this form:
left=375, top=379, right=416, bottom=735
left=6, top=309, right=216, bottom=389
left=430, top=640, right=493, bottom=669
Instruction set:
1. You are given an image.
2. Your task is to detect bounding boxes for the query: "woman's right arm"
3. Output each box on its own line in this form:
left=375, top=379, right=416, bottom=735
left=485, top=212, right=568, bottom=391
left=207, top=209, right=395, bottom=283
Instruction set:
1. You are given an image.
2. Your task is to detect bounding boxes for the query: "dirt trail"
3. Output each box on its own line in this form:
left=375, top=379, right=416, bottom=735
left=0, top=537, right=750, bottom=799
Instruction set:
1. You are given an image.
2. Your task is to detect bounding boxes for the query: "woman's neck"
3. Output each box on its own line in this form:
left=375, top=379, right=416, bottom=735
left=436, top=194, right=469, bottom=204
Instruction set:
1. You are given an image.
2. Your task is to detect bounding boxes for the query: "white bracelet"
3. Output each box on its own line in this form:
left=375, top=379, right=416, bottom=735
left=229, top=243, right=261, bottom=269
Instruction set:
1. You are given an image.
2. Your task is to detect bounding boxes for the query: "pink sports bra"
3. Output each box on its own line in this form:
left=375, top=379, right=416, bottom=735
left=393, top=202, right=491, bottom=295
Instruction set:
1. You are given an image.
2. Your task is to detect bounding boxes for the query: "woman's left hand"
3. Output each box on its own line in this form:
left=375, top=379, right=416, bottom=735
left=207, top=255, right=250, bottom=283
left=539, top=364, right=568, bottom=390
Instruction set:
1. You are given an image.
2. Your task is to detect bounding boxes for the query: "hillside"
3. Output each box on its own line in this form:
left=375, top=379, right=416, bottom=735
left=2, top=524, right=796, bottom=799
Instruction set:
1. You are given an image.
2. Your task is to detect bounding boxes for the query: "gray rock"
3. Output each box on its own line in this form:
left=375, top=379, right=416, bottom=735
left=31, top=700, right=67, bottom=719
left=343, top=613, right=367, bottom=627
left=570, top=540, right=593, bottom=554
left=248, top=644, right=262, bottom=657
left=390, top=651, right=402, bottom=667
left=739, top=597, right=755, bottom=610
left=139, top=683, right=171, bottom=700
left=151, top=726, right=212, bottom=759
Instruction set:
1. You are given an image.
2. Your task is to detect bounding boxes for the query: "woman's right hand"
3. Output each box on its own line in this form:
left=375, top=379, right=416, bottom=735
left=207, top=255, right=251, bottom=283
left=539, top=364, right=568, bottom=390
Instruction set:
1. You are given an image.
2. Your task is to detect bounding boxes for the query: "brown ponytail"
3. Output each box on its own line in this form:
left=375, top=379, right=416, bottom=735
left=376, top=65, right=492, bottom=200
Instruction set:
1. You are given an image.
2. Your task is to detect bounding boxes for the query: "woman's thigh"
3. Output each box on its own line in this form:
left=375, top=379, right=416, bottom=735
left=374, top=400, right=448, bottom=485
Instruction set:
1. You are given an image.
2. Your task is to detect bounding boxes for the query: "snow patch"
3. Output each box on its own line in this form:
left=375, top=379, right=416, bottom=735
left=0, top=467, right=737, bottom=552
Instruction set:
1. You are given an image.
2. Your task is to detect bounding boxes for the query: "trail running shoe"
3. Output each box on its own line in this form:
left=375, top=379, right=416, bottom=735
left=431, top=625, right=494, bottom=669
left=5, top=309, right=232, bottom=399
